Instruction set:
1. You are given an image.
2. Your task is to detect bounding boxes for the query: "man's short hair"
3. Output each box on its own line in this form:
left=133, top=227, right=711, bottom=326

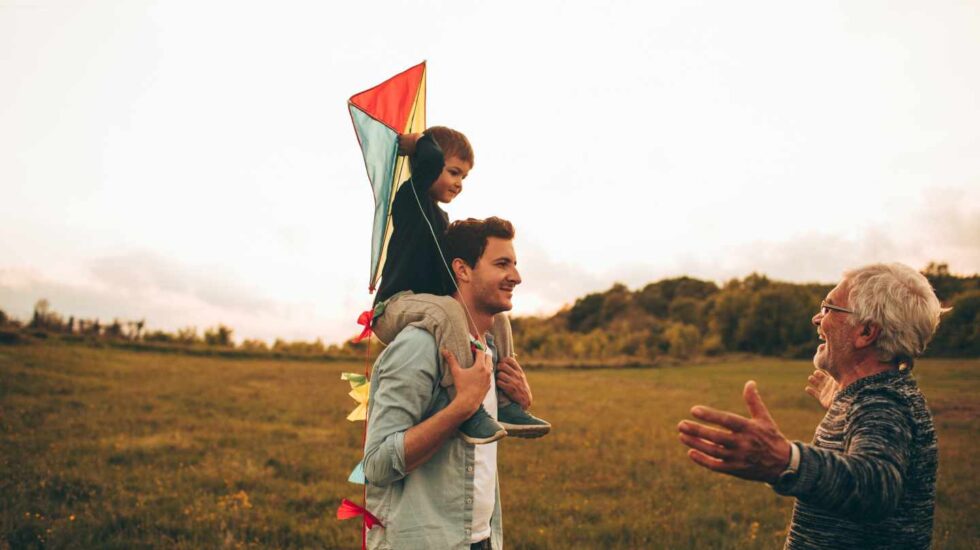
left=444, top=217, right=515, bottom=275
left=426, top=126, right=474, bottom=166
left=843, top=263, right=947, bottom=365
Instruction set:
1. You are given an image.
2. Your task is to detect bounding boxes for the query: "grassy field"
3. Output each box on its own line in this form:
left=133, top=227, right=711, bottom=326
left=1, top=342, right=977, bottom=549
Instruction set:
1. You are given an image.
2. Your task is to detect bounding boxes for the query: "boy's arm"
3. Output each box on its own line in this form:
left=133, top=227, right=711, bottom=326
left=406, top=132, right=445, bottom=193
left=397, top=133, right=422, bottom=155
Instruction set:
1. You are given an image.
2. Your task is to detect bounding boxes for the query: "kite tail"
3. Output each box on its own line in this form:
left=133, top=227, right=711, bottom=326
left=337, top=304, right=383, bottom=549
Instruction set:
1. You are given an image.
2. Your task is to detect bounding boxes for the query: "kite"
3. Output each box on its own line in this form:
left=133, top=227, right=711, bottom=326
left=336, top=62, right=427, bottom=544
left=348, top=61, right=427, bottom=294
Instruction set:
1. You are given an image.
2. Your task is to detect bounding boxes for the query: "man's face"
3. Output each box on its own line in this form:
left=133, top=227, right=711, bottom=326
left=811, top=280, right=855, bottom=377
left=468, top=237, right=521, bottom=315
left=427, top=155, right=471, bottom=204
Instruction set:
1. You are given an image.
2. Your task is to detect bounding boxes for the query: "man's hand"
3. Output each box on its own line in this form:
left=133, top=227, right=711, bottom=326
left=443, top=348, right=492, bottom=414
left=805, top=369, right=837, bottom=410
left=677, top=381, right=792, bottom=484
left=397, top=133, right=422, bottom=155
left=402, top=349, right=492, bottom=474
left=496, top=356, right=533, bottom=410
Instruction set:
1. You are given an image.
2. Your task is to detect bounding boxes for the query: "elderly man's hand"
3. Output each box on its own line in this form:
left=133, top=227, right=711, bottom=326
left=496, top=356, right=532, bottom=409
left=805, top=369, right=838, bottom=410
left=677, top=381, right=792, bottom=484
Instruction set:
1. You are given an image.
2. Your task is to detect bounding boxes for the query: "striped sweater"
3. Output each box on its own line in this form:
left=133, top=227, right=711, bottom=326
left=773, top=369, right=938, bottom=549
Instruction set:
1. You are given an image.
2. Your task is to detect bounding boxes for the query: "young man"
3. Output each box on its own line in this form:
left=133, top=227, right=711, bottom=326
left=677, top=263, right=944, bottom=549
left=363, top=217, right=534, bottom=550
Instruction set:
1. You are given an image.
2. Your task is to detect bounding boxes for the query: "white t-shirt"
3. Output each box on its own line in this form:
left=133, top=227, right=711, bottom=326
left=470, top=346, right=498, bottom=542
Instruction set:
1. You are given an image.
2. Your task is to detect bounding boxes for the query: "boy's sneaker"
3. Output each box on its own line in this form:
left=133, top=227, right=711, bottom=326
left=497, top=402, right=551, bottom=438
left=458, top=405, right=507, bottom=445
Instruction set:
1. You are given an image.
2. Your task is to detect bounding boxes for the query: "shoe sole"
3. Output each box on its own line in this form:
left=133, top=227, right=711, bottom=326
left=458, top=429, right=508, bottom=445
left=499, top=422, right=551, bottom=438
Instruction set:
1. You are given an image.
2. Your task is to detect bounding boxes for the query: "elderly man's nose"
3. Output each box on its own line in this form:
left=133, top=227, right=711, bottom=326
left=812, top=312, right=822, bottom=326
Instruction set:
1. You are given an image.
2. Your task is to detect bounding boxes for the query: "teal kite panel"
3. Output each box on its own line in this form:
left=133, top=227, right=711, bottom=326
left=350, top=104, right=399, bottom=287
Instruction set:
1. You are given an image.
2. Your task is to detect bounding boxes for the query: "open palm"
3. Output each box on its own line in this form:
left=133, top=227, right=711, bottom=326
left=805, top=369, right=838, bottom=410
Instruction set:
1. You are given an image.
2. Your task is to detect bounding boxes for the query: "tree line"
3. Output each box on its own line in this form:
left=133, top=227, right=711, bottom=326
left=0, top=300, right=362, bottom=358
left=511, top=262, right=979, bottom=364
left=1, top=262, right=976, bottom=363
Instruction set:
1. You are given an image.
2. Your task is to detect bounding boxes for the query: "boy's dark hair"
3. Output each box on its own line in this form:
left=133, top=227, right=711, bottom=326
left=426, top=126, right=474, bottom=166
left=444, top=217, right=515, bottom=273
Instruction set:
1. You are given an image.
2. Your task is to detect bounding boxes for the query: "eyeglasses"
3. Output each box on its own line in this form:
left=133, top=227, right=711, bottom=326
left=820, top=301, right=855, bottom=315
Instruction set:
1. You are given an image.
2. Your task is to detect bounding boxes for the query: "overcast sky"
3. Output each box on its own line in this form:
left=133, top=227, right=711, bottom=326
left=2, top=0, right=978, bottom=344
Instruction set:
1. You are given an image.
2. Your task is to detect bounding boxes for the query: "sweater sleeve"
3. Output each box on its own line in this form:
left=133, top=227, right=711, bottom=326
left=773, top=391, right=913, bottom=521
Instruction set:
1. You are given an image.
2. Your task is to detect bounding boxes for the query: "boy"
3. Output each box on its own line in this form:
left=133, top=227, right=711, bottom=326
left=370, top=126, right=550, bottom=444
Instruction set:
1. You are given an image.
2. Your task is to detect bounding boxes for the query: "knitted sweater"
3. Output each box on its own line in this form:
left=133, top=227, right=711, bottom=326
left=774, top=369, right=938, bottom=549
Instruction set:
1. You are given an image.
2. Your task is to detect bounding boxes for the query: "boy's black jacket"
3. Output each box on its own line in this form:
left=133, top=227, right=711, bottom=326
left=375, top=133, right=453, bottom=305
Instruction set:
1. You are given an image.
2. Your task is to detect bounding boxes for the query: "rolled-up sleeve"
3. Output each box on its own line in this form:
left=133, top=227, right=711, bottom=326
left=362, top=328, right=439, bottom=486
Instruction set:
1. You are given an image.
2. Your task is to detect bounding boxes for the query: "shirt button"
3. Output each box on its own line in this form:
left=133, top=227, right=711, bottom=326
left=466, top=497, right=473, bottom=504
left=466, top=466, right=474, bottom=473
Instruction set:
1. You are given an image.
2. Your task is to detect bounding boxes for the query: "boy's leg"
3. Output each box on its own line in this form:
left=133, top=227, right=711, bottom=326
left=373, top=292, right=472, bottom=386
left=491, top=314, right=551, bottom=438
left=373, top=292, right=506, bottom=444
left=490, top=313, right=514, bottom=408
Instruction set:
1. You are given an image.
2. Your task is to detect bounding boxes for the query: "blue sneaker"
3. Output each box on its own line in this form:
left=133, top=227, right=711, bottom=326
left=498, top=402, right=551, bottom=438
left=458, top=405, right=507, bottom=445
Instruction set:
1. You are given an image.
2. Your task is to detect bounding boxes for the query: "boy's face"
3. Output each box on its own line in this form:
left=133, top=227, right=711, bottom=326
left=428, top=155, right=471, bottom=204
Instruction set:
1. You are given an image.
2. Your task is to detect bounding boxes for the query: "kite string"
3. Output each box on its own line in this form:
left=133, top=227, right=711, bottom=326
left=406, top=174, right=481, bottom=341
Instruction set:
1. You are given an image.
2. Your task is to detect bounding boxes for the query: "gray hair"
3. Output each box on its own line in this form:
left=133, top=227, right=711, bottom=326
left=843, top=263, right=947, bottom=366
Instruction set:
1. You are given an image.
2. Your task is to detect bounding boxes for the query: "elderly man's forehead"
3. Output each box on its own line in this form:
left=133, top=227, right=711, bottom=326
left=826, top=280, right=850, bottom=303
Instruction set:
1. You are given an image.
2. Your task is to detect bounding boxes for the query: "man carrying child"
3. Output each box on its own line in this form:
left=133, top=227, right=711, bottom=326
left=363, top=217, right=529, bottom=549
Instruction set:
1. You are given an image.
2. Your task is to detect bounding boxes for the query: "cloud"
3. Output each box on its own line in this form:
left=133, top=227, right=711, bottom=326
left=511, top=238, right=605, bottom=315
left=88, top=251, right=277, bottom=313
left=0, top=252, right=351, bottom=344
left=514, top=186, right=980, bottom=313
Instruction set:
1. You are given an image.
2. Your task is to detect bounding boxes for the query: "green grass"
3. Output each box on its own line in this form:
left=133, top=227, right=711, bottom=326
left=0, top=342, right=976, bottom=548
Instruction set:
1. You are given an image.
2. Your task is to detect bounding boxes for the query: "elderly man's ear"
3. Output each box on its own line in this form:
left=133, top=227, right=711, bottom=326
left=854, top=322, right=881, bottom=349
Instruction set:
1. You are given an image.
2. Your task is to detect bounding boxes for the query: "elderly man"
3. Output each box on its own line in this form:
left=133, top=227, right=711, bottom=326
left=678, top=263, right=944, bottom=549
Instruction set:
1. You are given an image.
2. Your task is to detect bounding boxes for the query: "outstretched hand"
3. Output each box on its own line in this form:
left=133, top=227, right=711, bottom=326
left=677, top=381, right=792, bottom=484
left=805, top=369, right=837, bottom=410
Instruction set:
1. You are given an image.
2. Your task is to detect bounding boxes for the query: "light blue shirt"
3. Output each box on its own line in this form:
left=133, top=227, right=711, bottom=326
left=363, top=327, right=503, bottom=550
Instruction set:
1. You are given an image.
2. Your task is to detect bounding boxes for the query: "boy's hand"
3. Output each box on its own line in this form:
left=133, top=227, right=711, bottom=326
left=496, top=356, right=533, bottom=409
left=397, top=133, right=422, bottom=156
left=442, top=348, right=492, bottom=414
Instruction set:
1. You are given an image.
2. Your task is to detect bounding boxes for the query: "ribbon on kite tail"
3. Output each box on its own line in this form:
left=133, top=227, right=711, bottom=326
left=353, top=299, right=387, bottom=344
left=353, top=310, right=374, bottom=343
left=337, top=498, right=383, bottom=529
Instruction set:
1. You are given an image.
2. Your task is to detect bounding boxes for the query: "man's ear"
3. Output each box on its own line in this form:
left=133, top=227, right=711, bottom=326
left=452, top=258, right=471, bottom=283
left=854, top=322, right=881, bottom=349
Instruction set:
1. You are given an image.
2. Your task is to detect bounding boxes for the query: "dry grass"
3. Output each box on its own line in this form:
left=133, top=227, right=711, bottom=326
left=0, top=342, right=976, bottom=548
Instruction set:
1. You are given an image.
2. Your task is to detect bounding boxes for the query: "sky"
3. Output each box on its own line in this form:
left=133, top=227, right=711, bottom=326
left=2, top=0, right=978, bottom=345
